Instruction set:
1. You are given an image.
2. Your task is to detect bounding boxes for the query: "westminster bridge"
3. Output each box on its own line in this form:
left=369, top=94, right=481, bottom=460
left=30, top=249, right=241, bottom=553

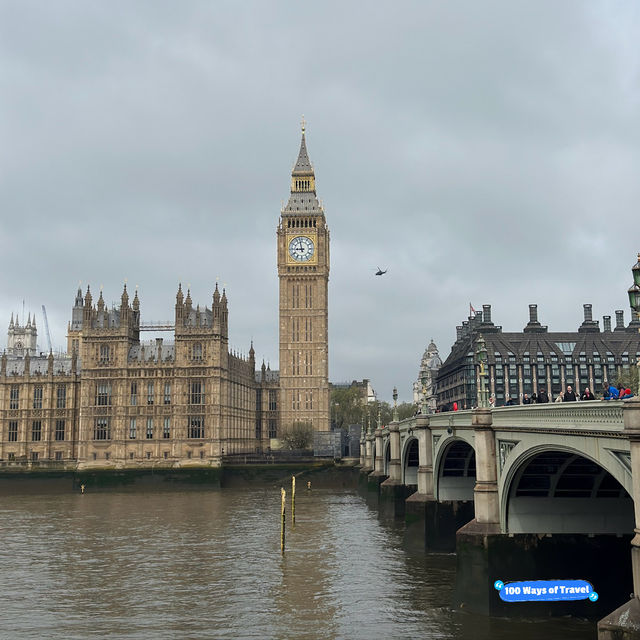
left=359, top=399, right=640, bottom=639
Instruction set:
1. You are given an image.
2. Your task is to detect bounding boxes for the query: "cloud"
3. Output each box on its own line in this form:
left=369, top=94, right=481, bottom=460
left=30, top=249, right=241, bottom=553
left=2, top=1, right=640, bottom=402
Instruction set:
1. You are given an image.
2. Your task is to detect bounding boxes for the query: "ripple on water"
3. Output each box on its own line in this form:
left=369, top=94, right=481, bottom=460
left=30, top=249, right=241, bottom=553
left=0, top=488, right=594, bottom=640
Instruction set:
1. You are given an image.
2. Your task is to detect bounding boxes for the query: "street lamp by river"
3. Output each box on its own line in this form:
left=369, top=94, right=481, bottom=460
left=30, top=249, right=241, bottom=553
left=392, top=387, right=399, bottom=422
left=627, top=253, right=640, bottom=397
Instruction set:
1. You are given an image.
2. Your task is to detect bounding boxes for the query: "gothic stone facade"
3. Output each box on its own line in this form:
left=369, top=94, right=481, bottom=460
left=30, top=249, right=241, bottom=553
left=277, top=127, right=330, bottom=432
left=0, top=284, right=269, bottom=468
left=0, top=129, right=330, bottom=468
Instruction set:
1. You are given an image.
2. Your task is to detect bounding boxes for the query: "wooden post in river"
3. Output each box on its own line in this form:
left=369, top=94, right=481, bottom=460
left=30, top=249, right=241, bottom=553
left=291, top=476, right=296, bottom=527
left=280, top=487, right=286, bottom=554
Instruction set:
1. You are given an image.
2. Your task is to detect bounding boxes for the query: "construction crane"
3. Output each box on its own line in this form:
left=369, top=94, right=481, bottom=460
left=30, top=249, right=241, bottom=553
left=41, top=305, right=53, bottom=353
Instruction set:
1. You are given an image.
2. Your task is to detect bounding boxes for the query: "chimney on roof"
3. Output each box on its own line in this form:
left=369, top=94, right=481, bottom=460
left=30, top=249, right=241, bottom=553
left=615, top=310, right=625, bottom=331
left=579, top=303, right=599, bottom=333
left=524, top=303, right=547, bottom=333
left=483, top=304, right=492, bottom=324
left=603, top=315, right=612, bottom=332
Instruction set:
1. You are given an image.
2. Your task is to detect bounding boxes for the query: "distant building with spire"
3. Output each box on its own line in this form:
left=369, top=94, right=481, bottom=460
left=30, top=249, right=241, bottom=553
left=412, top=339, right=442, bottom=412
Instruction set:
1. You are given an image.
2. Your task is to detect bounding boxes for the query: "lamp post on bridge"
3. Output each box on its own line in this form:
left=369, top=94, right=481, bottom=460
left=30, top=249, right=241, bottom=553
left=475, top=335, right=489, bottom=409
left=628, top=253, right=640, bottom=398
left=392, top=387, right=399, bottom=422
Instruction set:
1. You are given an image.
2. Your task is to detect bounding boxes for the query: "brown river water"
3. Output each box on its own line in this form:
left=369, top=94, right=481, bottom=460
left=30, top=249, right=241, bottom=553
left=0, top=485, right=594, bottom=639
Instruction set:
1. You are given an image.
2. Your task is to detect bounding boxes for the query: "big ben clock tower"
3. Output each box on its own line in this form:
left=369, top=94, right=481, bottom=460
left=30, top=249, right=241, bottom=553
left=278, top=120, right=330, bottom=432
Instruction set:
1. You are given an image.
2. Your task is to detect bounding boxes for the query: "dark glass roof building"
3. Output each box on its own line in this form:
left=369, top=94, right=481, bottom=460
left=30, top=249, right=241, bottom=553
left=435, top=303, right=640, bottom=410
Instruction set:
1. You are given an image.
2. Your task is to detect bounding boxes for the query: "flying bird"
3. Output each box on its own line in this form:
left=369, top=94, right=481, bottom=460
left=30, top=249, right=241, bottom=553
left=375, top=267, right=388, bottom=276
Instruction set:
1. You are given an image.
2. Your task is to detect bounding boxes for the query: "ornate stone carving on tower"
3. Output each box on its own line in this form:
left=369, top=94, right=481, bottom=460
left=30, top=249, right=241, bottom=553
left=413, top=339, right=442, bottom=412
left=7, top=312, right=37, bottom=356
left=277, top=121, right=330, bottom=432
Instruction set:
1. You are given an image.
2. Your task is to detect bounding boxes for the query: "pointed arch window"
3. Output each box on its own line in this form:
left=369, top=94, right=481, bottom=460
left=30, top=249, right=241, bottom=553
left=99, top=344, right=111, bottom=364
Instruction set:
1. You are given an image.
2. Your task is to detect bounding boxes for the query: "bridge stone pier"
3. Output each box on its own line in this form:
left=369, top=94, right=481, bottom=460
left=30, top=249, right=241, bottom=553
left=379, top=423, right=414, bottom=516
left=359, top=399, right=640, bottom=636
left=364, top=428, right=387, bottom=496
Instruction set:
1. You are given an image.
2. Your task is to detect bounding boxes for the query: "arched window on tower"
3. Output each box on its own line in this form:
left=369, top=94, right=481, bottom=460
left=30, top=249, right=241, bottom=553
left=99, top=344, right=110, bottom=364
left=193, top=342, right=203, bottom=361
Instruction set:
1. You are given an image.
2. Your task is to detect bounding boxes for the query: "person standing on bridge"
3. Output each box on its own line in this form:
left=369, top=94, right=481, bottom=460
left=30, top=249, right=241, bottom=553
left=537, top=387, right=549, bottom=403
left=580, top=387, right=595, bottom=400
left=563, top=385, right=577, bottom=402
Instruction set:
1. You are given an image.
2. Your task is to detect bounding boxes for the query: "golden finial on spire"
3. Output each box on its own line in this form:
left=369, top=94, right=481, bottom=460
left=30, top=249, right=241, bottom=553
left=301, top=115, right=306, bottom=133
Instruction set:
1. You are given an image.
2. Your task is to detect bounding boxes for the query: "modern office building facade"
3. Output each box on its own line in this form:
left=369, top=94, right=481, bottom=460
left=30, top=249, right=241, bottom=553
left=436, top=303, right=640, bottom=410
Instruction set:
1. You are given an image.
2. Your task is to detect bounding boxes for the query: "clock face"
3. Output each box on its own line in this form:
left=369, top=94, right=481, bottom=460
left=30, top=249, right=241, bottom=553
left=288, top=236, right=315, bottom=262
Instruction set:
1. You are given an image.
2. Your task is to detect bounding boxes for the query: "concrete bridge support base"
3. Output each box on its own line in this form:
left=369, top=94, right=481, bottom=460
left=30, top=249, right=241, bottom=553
left=404, top=493, right=474, bottom=552
left=454, top=520, right=632, bottom=619
left=598, top=598, right=640, bottom=639
left=358, top=467, right=372, bottom=493
left=598, top=398, right=640, bottom=638
left=366, top=470, right=387, bottom=497
left=379, top=479, right=414, bottom=519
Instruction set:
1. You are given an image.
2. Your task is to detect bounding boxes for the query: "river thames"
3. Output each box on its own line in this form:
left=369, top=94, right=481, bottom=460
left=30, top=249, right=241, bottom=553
left=0, top=484, right=593, bottom=639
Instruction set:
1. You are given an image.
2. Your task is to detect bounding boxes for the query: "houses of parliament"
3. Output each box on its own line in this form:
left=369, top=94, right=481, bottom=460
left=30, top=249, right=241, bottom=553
left=0, top=126, right=330, bottom=468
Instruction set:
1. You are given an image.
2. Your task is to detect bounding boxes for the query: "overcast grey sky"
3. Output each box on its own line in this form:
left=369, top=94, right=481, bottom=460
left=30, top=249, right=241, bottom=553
left=2, top=1, right=640, bottom=402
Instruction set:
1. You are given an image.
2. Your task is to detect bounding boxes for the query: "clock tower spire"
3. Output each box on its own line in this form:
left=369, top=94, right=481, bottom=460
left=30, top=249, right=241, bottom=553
left=277, top=121, right=330, bottom=434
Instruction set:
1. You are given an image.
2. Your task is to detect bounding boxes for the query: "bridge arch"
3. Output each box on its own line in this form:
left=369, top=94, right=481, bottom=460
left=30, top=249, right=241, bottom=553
left=501, top=445, right=634, bottom=534
left=434, top=437, right=476, bottom=501
left=401, top=436, right=419, bottom=486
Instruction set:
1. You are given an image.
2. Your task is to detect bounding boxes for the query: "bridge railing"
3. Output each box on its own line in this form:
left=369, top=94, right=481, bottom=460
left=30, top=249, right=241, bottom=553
left=491, top=400, right=624, bottom=431
left=429, top=410, right=474, bottom=429
left=393, top=401, right=626, bottom=434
